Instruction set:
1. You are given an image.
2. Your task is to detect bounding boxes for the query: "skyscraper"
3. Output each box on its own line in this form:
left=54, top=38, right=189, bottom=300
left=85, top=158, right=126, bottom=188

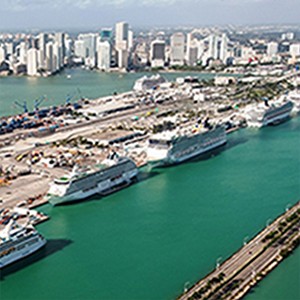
left=55, top=32, right=65, bottom=68
left=115, top=22, right=129, bottom=50
left=45, top=41, right=54, bottom=74
left=0, top=44, right=6, bottom=63
left=219, top=33, right=228, bottom=63
left=150, top=40, right=165, bottom=68
left=74, top=40, right=86, bottom=59
left=97, top=40, right=111, bottom=71
left=208, top=34, right=218, bottom=60
left=115, top=22, right=129, bottom=69
left=267, top=42, right=278, bottom=57
left=170, top=32, right=185, bottom=66
left=38, top=33, right=47, bottom=69
left=27, top=48, right=38, bottom=76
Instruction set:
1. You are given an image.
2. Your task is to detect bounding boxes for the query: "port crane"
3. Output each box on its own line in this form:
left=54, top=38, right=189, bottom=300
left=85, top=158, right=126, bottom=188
left=14, top=100, right=28, bottom=114
left=34, top=96, right=46, bottom=111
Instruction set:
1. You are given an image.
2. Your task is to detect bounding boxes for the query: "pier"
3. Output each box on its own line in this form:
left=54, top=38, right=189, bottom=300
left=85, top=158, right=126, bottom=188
left=178, top=201, right=300, bottom=300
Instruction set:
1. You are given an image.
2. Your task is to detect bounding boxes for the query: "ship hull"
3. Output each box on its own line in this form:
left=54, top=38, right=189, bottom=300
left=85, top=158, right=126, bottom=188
left=0, top=237, right=46, bottom=269
left=49, top=169, right=138, bottom=206
left=148, top=137, right=227, bottom=168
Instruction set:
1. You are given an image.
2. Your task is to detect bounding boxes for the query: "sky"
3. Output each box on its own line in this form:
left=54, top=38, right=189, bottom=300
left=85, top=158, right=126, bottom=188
left=0, top=0, right=299, bottom=30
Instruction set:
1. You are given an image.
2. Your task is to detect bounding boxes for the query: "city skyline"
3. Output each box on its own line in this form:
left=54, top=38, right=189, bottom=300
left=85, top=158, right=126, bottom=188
left=1, top=0, right=300, bottom=30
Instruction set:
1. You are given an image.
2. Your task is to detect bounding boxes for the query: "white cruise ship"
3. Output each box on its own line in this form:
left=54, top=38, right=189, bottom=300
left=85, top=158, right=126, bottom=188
left=147, top=125, right=227, bottom=167
left=47, top=156, right=138, bottom=206
left=244, top=99, right=294, bottom=128
left=0, top=220, right=46, bottom=269
left=133, top=74, right=166, bottom=91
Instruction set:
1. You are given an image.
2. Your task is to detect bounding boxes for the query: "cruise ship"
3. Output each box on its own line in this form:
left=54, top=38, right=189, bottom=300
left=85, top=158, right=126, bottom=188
left=133, top=74, right=166, bottom=91
left=47, top=156, right=138, bottom=206
left=147, top=125, right=227, bottom=167
left=288, top=90, right=300, bottom=114
left=245, top=99, right=294, bottom=128
left=0, top=220, right=46, bottom=268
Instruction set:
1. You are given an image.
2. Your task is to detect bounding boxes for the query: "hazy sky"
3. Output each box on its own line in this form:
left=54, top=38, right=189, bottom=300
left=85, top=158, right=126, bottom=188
left=0, top=0, right=299, bottom=30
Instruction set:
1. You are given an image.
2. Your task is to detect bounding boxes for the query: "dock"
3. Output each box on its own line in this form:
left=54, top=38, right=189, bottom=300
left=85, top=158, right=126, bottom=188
left=178, top=201, right=300, bottom=300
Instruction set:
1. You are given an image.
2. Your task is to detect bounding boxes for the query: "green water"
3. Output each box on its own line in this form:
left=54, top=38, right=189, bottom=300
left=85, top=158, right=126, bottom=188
left=0, top=71, right=299, bottom=300
left=0, top=69, right=215, bottom=117
left=245, top=248, right=300, bottom=300
left=0, top=117, right=299, bottom=299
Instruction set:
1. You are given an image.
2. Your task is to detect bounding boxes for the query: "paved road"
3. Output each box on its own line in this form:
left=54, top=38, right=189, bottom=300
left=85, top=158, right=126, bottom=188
left=179, top=202, right=300, bottom=300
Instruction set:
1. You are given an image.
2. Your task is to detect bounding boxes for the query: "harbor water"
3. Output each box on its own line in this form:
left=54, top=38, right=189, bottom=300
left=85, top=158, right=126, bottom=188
left=0, top=69, right=215, bottom=117
left=0, top=71, right=299, bottom=300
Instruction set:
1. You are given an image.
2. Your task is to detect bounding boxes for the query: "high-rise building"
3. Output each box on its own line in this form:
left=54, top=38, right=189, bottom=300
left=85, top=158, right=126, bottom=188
left=55, top=32, right=65, bottom=68
left=115, top=22, right=129, bottom=50
left=187, top=41, right=198, bottom=66
left=5, top=42, right=13, bottom=56
left=53, top=42, right=60, bottom=72
left=64, top=38, right=72, bottom=59
left=267, top=42, right=278, bottom=57
left=281, top=32, right=295, bottom=40
left=74, top=40, right=86, bottom=59
left=38, top=33, right=47, bottom=68
left=170, top=32, right=185, bottom=66
left=45, top=41, right=54, bottom=74
left=78, top=33, right=97, bottom=67
left=290, top=44, right=300, bottom=58
left=208, top=34, right=218, bottom=59
left=219, top=33, right=228, bottom=63
left=128, top=30, right=134, bottom=50
left=27, top=48, right=38, bottom=76
left=150, top=40, right=165, bottom=68
left=117, top=48, right=128, bottom=70
left=0, top=44, right=6, bottom=63
left=19, top=42, right=28, bottom=64
left=115, top=22, right=129, bottom=69
left=97, top=41, right=111, bottom=71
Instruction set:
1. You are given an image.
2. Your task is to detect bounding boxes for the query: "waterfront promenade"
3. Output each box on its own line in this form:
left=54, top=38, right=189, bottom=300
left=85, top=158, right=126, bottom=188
left=178, top=201, right=300, bottom=300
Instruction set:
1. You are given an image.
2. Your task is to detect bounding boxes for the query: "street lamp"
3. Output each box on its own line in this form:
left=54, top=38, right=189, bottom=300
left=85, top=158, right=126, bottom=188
left=216, top=256, right=222, bottom=270
left=243, top=236, right=249, bottom=246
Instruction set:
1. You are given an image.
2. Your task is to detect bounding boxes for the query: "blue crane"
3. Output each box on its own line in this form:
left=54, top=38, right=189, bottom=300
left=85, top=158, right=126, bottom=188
left=14, top=100, right=28, bottom=113
left=34, top=96, right=46, bottom=111
left=65, top=93, right=75, bottom=105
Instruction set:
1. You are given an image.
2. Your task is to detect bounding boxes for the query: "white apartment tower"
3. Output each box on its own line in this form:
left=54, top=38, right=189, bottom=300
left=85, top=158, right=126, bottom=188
left=74, top=40, right=86, bottom=59
left=27, top=48, right=38, bottom=76
left=267, top=42, right=278, bottom=57
left=19, top=42, right=28, bottom=65
left=97, top=41, right=111, bottom=71
left=219, top=33, right=228, bottom=63
left=208, top=34, right=218, bottom=59
left=45, top=41, right=54, bottom=74
left=170, top=32, right=185, bottom=66
left=290, top=44, right=300, bottom=58
left=0, top=44, right=6, bottom=63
